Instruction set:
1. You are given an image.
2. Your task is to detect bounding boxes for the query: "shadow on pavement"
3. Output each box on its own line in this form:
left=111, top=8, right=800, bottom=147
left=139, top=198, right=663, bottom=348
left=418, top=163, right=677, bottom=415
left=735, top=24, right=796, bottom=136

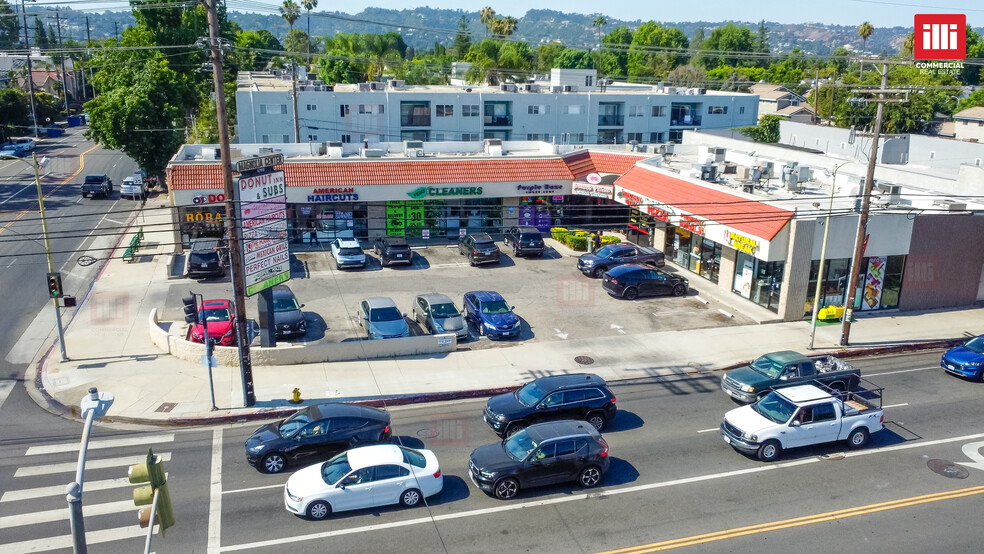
left=429, top=475, right=470, bottom=505
left=606, top=410, right=644, bottom=433
left=391, top=435, right=426, bottom=449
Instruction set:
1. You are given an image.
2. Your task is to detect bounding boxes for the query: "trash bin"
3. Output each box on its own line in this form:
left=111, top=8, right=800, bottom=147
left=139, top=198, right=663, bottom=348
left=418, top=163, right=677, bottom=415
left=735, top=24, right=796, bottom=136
left=46, top=127, right=64, bottom=138
left=67, top=115, right=82, bottom=127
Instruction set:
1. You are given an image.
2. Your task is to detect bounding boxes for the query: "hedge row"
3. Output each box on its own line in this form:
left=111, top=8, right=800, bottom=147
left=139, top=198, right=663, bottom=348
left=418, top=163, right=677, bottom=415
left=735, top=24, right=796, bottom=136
left=549, top=227, right=621, bottom=251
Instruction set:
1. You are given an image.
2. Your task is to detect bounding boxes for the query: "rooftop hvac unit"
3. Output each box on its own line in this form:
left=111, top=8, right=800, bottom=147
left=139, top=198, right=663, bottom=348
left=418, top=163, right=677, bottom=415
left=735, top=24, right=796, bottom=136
left=699, top=164, right=717, bottom=182
left=404, top=140, right=424, bottom=150
left=521, top=84, right=539, bottom=92
left=551, top=86, right=563, bottom=93
left=874, top=183, right=902, bottom=204
left=484, top=138, right=502, bottom=146
left=736, top=165, right=750, bottom=180
left=698, top=88, right=707, bottom=95
left=388, top=80, right=405, bottom=89
left=325, top=142, right=343, bottom=158
left=323, top=85, right=333, bottom=92
left=370, top=81, right=385, bottom=90
left=708, top=146, right=726, bottom=162
left=363, top=149, right=385, bottom=158
left=932, top=199, right=967, bottom=211
left=358, top=82, right=371, bottom=92
left=563, top=85, right=575, bottom=92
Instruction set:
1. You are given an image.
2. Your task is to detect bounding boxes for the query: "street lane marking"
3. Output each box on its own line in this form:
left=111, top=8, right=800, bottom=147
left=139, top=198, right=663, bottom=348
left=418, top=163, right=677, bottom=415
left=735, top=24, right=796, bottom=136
left=1, top=474, right=167, bottom=503
left=0, top=499, right=133, bottom=529
left=696, top=428, right=718, bottom=433
left=597, top=486, right=984, bottom=553
left=882, top=403, right=909, bottom=409
left=24, top=433, right=174, bottom=455
left=867, top=366, right=936, bottom=377
left=59, top=143, right=101, bottom=185
left=208, top=428, right=222, bottom=554
left=217, top=431, right=984, bottom=552
left=0, top=380, right=14, bottom=411
left=0, top=524, right=157, bottom=554
left=224, top=483, right=283, bottom=495
left=14, top=452, right=172, bottom=477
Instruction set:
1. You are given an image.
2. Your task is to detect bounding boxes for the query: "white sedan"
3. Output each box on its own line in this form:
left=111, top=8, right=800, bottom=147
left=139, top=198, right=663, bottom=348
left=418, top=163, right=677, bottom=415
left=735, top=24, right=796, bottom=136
left=284, top=444, right=443, bottom=519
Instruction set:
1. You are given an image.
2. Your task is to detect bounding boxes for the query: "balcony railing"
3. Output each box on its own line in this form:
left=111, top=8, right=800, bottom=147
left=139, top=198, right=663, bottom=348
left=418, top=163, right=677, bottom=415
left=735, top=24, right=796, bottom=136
left=670, top=115, right=701, bottom=126
left=597, top=115, right=624, bottom=126
left=484, top=115, right=513, bottom=126
left=401, top=115, right=431, bottom=126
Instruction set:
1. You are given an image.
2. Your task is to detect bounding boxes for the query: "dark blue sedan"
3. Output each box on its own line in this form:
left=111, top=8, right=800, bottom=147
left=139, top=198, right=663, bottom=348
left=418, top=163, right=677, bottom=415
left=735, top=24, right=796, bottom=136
left=463, top=291, right=521, bottom=339
left=941, top=335, right=984, bottom=381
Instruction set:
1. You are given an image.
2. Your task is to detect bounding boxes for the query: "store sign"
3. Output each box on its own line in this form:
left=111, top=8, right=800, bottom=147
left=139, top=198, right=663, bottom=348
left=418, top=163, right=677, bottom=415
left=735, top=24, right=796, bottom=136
left=679, top=214, right=706, bottom=236
left=183, top=209, right=223, bottom=223
left=235, top=153, right=284, bottom=173
left=645, top=203, right=673, bottom=223
left=617, top=190, right=644, bottom=207
left=586, top=173, right=602, bottom=184
left=725, top=231, right=760, bottom=254
left=407, top=186, right=483, bottom=199
left=572, top=182, right=613, bottom=199
left=306, top=187, right=360, bottom=202
left=516, top=184, right=563, bottom=194
left=239, top=171, right=285, bottom=202
left=236, top=169, right=289, bottom=296
left=193, top=193, right=226, bottom=204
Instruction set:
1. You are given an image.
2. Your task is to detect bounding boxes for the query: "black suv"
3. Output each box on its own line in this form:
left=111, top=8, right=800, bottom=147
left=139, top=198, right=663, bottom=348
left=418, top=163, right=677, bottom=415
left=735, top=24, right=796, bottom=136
left=458, top=233, right=500, bottom=266
left=468, top=420, right=610, bottom=499
left=484, top=373, right=617, bottom=437
left=244, top=403, right=391, bottom=473
left=503, top=225, right=545, bottom=257
left=187, top=238, right=227, bottom=279
left=372, top=236, right=413, bottom=266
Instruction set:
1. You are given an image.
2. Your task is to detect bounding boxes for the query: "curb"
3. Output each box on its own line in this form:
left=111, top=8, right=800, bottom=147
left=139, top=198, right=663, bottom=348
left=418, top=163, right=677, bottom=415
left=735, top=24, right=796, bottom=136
left=52, top=338, right=961, bottom=428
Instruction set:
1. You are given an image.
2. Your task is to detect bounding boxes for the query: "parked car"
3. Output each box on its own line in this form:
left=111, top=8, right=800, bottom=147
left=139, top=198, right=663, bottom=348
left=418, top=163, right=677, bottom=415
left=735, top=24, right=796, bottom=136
left=462, top=291, right=520, bottom=339
left=458, top=233, right=501, bottom=266
left=81, top=174, right=113, bottom=198
left=0, top=137, right=37, bottom=156
left=721, top=383, right=884, bottom=462
left=601, top=265, right=689, bottom=299
left=330, top=238, right=366, bottom=269
left=189, top=299, right=236, bottom=346
left=186, top=238, right=227, bottom=279
left=502, top=225, right=545, bottom=257
left=284, top=444, right=442, bottom=519
left=720, top=351, right=861, bottom=404
left=412, top=293, right=468, bottom=339
left=245, top=403, right=391, bottom=474
left=358, top=297, right=410, bottom=339
left=941, top=335, right=984, bottom=381
left=577, top=243, right=665, bottom=278
left=484, top=373, right=617, bottom=437
left=468, top=420, right=609, bottom=500
left=120, top=174, right=145, bottom=200
left=272, top=285, right=306, bottom=339
left=372, top=236, right=414, bottom=266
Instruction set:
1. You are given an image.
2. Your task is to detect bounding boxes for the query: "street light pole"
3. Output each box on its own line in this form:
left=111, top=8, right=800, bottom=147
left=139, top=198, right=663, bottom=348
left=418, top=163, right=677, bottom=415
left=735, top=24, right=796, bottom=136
left=67, top=387, right=114, bottom=554
left=809, top=161, right=851, bottom=350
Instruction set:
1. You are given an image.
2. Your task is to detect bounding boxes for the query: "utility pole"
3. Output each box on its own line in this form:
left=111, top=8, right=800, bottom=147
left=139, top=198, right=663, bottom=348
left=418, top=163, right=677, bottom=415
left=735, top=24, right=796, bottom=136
left=20, top=0, right=39, bottom=138
left=812, top=69, right=820, bottom=125
left=55, top=13, right=70, bottom=117
left=839, top=58, right=909, bottom=346
left=114, top=21, right=119, bottom=42
left=292, top=61, right=300, bottom=142
left=85, top=16, right=93, bottom=102
left=205, top=0, right=256, bottom=407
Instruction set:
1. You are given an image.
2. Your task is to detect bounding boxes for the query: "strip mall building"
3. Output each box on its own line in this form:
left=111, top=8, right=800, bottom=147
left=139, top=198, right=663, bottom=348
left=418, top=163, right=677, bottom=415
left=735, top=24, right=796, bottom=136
left=166, top=139, right=984, bottom=322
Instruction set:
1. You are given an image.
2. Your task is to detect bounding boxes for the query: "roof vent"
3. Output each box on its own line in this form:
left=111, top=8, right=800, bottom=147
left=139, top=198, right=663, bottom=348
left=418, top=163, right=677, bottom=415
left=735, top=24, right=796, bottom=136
left=932, top=199, right=967, bottom=211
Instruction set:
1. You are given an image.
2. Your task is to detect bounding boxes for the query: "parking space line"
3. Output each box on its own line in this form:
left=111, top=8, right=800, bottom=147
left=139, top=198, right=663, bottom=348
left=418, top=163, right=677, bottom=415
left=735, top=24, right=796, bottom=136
left=696, top=428, right=718, bottom=433
left=223, top=483, right=283, bottom=495
left=882, top=403, right=909, bottom=409
left=867, top=367, right=936, bottom=377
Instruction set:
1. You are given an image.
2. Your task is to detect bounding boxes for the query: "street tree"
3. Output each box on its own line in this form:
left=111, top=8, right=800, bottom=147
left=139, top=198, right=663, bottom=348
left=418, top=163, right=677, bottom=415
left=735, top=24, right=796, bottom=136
left=535, top=42, right=566, bottom=72
left=234, top=29, right=282, bottom=70
left=0, top=88, right=29, bottom=142
left=599, top=25, right=632, bottom=78
left=699, top=23, right=754, bottom=68
left=280, top=0, right=300, bottom=37
left=627, top=21, right=688, bottom=81
left=735, top=114, right=782, bottom=143
left=479, top=7, right=495, bottom=37
left=452, top=16, right=471, bottom=59
left=0, top=0, right=19, bottom=50
left=554, top=48, right=594, bottom=69
left=301, top=0, right=317, bottom=63
left=857, top=21, right=873, bottom=78
left=593, top=16, right=606, bottom=47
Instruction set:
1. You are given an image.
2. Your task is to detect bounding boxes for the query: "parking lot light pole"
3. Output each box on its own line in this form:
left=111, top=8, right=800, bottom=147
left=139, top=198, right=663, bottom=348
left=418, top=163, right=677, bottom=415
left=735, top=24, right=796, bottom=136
left=67, top=387, right=114, bottom=553
left=2, top=152, right=67, bottom=361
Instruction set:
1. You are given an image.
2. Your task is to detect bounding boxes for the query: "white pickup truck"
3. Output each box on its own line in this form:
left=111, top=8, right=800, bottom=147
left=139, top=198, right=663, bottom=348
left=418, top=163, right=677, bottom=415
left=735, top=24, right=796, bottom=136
left=720, top=383, right=884, bottom=462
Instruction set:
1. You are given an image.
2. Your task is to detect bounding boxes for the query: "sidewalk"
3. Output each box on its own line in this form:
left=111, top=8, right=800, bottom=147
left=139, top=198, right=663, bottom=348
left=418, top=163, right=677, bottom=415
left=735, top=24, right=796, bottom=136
left=30, top=213, right=981, bottom=426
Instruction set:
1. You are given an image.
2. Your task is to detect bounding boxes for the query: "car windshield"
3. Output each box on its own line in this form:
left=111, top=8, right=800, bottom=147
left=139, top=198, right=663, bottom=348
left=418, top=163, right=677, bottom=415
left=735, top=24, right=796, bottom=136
left=320, top=453, right=352, bottom=485
left=273, top=296, right=299, bottom=312
left=401, top=447, right=427, bottom=468
left=964, top=336, right=984, bottom=354
left=84, top=176, right=104, bottom=184
left=521, top=234, right=543, bottom=242
left=515, top=381, right=547, bottom=406
left=430, top=302, right=459, bottom=318
left=188, top=252, right=216, bottom=264
left=277, top=408, right=312, bottom=437
left=370, top=306, right=402, bottom=322
left=200, top=308, right=230, bottom=322
left=474, top=241, right=495, bottom=249
left=594, top=245, right=616, bottom=258
left=480, top=300, right=511, bottom=315
left=752, top=392, right=797, bottom=423
left=503, top=430, right=539, bottom=461
left=339, top=247, right=363, bottom=256
left=749, top=355, right=785, bottom=378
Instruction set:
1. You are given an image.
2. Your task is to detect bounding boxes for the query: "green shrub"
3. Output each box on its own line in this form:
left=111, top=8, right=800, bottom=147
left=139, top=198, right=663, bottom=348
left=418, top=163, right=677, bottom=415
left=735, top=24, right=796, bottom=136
left=571, top=229, right=590, bottom=237
left=550, top=227, right=569, bottom=241
left=600, top=235, right=620, bottom=246
left=565, top=235, right=589, bottom=251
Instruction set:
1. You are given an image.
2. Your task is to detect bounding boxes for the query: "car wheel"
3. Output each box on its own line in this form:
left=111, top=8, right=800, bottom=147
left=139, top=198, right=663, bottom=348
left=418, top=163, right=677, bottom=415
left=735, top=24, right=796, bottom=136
left=592, top=266, right=606, bottom=278
left=306, top=500, right=331, bottom=520
left=513, top=244, right=520, bottom=256
left=586, top=412, right=607, bottom=431
left=847, top=427, right=869, bottom=449
left=505, top=422, right=525, bottom=437
left=478, top=322, right=486, bottom=336
left=757, top=439, right=781, bottom=462
left=400, top=488, right=423, bottom=507
left=623, top=287, right=639, bottom=300
left=262, top=452, right=287, bottom=474
left=672, top=284, right=687, bottom=297
left=493, top=477, right=520, bottom=500
left=577, top=466, right=602, bottom=488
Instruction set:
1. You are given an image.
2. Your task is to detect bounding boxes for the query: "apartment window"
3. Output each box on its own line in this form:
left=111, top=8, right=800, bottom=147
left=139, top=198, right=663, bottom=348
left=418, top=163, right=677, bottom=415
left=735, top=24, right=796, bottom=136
left=708, top=106, right=728, bottom=114
left=305, top=104, right=317, bottom=111
left=627, top=132, right=642, bottom=142
left=561, top=132, right=585, bottom=143
left=359, top=104, right=369, bottom=114
left=526, top=133, right=549, bottom=140
left=378, top=104, right=385, bottom=114
left=260, top=134, right=289, bottom=143
left=436, top=104, right=454, bottom=117
left=340, top=105, right=350, bottom=117
left=651, top=106, right=666, bottom=117
left=739, top=106, right=745, bottom=114
left=341, top=134, right=351, bottom=143
left=462, top=133, right=480, bottom=141
left=585, top=75, right=593, bottom=87
left=650, top=132, right=666, bottom=143
left=260, top=104, right=287, bottom=115
left=462, top=104, right=480, bottom=117
left=307, top=134, right=318, bottom=141
left=565, top=105, right=582, bottom=115
left=629, top=106, right=646, bottom=117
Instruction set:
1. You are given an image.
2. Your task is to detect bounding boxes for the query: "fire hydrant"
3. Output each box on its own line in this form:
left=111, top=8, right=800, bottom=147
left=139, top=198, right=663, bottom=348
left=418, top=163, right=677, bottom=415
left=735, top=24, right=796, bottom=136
left=290, top=388, right=302, bottom=404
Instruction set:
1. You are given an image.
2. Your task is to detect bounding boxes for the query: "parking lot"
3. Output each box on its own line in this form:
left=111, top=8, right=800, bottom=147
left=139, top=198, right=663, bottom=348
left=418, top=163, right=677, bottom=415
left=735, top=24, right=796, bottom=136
left=165, top=240, right=754, bottom=352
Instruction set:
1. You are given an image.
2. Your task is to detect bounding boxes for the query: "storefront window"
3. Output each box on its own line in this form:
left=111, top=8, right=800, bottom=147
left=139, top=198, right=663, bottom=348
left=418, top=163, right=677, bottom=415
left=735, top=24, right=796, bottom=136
left=733, top=252, right=784, bottom=313
left=805, top=255, right=905, bottom=316
left=179, top=206, right=226, bottom=247
left=387, top=199, right=502, bottom=240
left=290, top=202, right=368, bottom=243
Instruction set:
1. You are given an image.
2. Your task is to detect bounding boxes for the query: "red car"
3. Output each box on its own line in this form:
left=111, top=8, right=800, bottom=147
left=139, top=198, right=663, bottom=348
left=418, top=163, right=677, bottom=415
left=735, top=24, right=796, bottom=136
left=190, top=299, right=237, bottom=346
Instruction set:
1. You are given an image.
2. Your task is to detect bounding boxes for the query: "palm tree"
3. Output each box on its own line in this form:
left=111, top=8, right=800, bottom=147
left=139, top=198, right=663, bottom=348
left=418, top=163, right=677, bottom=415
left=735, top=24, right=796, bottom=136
left=902, top=32, right=914, bottom=58
left=857, top=21, right=873, bottom=79
left=280, top=0, right=301, bottom=37
left=501, top=16, right=518, bottom=37
left=302, top=0, right=318, bottom=65
left=479, top=7, right=495, bottom=37
left=365, top=34, right=400, bottom=82
left=593, top=16, right=606, bottom=49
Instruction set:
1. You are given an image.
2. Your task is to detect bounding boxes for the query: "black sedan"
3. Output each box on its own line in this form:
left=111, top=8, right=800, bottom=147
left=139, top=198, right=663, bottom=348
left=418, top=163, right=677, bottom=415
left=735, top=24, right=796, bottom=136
left=245, top=403, right=391, bottom=473
left=601, top=264, right=688, bottom=300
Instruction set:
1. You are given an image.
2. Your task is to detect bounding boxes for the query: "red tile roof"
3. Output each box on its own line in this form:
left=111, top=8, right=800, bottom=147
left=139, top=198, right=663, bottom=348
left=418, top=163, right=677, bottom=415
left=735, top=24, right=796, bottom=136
left=562, top=151, right=646, bottom=179
left=168, top=158, right=576, bottom=190
left=615, top=166, right=793, bottom=241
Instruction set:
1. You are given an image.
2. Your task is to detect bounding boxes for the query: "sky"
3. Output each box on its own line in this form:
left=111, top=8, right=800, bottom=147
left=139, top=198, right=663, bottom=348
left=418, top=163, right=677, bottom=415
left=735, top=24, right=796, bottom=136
left=227, top=0, right=983, bottom=28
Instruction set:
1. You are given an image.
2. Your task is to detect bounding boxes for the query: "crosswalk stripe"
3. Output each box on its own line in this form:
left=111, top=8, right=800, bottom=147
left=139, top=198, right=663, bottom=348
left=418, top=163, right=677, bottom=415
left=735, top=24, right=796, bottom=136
left=0, top=524, right=157, bottom=554
left=14, top=452, right=172, bottom=478
left=0, top=380, right=14, bottom=411
left=0, top=499, right=135, bottom=529
left=25, top=433, right=174, bottom=456
left=1, top=473, right=165, bottom=503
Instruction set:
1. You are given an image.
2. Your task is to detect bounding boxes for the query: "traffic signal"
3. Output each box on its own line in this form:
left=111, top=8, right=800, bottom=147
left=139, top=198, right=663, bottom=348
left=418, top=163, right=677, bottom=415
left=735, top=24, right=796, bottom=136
left=46, top=273, right=63, bottom=298
left=128, top=449, right=175, bottom=536
left=182, top=294, right=199, bottom=324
